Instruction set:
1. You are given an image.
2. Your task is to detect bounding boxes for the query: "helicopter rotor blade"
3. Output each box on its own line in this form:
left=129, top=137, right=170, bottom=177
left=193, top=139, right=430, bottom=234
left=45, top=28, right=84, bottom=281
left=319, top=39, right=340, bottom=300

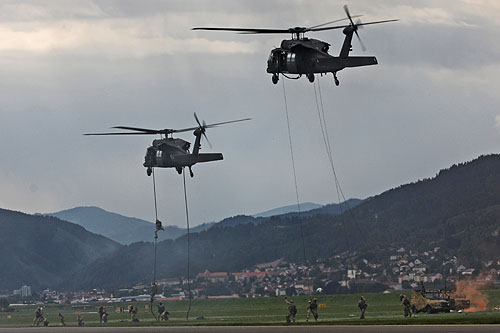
left=85, top=116, right=251, bottom=137
left=343, top=5, right=367, bottom=52
left=193, top=27, right=289, bottom=34
left=83, top=132, right=157, bottom=136
left=201, top=119, right=212, bottom=148
left=202, top=132, right=213, bottom=149
left=203, top=118, right=252, bottom=129
left=307, top=15, right=362, bottom=30
left=112, top=126, right=165, bottom=134
left=194, top=112, right=202, bottom=128
left=355, top=29, right=366, bottom=51
left=344, top=4, right=356, bottom=26
left=354, top=18, right=366, bottom=51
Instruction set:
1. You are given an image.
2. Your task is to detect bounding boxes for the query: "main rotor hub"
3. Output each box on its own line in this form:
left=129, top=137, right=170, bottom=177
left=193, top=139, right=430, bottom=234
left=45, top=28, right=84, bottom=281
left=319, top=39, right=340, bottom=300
left=288, top=27, right=308, bottom=40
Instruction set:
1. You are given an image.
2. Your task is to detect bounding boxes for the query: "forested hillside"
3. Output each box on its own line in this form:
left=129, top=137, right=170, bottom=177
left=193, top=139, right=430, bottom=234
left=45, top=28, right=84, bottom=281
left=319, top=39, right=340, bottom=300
left=0, top=209, right=121, bottom=290
left=65, top=155, right=500, bottom=290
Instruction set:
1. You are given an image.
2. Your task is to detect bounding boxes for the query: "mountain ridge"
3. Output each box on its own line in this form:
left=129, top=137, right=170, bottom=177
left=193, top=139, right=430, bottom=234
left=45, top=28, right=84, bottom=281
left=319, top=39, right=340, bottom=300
left=0, top=209, right=121, bottom=290
left=64, top=154, right=500, bottom=290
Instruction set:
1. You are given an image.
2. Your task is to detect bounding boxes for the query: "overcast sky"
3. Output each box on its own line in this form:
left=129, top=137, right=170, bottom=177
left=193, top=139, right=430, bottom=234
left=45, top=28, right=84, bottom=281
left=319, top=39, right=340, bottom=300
left=1, top=0, right=499, bottom=227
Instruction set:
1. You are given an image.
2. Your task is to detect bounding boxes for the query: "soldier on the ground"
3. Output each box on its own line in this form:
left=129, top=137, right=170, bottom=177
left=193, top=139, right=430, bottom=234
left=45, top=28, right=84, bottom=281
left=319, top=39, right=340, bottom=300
left=160, top=308, right=170, bottom=321
left=358, top=296, right=368, bottom=319
left=32, top=307, right=44, bottom=326
left=130, top=304, right=139, bottom=322
left=157, top=302, right=167, bottom=321
left=306, top=298, right=319, bottom=322
left=77, top=314, right=84, bottom=327
left=400, top=294, right=412, bottom=317
left=102, top=310, right=108, bottom=323
left=58, top=312, right=66, bottom=326
left=154, top=219, right=164, bottom=238
left=98, top=306, right=105, bottom=323
left=285, top=296, right=297, bottom=324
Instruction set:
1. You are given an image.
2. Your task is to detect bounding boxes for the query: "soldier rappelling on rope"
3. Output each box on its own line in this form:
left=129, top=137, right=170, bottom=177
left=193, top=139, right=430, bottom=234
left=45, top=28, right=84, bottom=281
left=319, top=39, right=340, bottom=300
left=154, top=219, right=164, bottom=238
left=150, top=282, right=158, bottom=303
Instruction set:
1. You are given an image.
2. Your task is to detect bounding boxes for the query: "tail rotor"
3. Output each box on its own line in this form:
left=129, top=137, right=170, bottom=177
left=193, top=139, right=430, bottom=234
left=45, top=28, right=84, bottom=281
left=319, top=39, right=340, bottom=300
left=344, top=4, right=366, bottom=51
left=194, top=112, right=213, bottom=149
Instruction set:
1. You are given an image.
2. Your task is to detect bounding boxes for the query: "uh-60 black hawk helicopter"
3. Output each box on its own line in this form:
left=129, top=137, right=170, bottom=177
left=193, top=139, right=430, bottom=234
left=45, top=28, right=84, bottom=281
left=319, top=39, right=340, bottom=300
left=85, top=113, right=250, bottom=177
left=193, top=5, right=397, bottom=86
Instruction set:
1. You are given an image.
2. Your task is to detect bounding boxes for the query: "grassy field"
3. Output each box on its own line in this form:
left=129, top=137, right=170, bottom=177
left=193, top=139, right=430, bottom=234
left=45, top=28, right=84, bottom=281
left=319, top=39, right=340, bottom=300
left=1, top=291, right=500, bottom=327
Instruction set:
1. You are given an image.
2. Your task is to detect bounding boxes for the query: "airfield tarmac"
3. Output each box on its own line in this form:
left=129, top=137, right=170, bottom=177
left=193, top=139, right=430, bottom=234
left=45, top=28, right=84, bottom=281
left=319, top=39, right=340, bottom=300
left=1, top=326, right=500, bottom=333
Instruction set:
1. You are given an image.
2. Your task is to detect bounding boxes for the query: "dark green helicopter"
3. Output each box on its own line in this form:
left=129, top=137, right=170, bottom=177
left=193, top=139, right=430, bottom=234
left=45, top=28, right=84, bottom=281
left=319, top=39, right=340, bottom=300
left=85, top=113, right=250, bottom=177
left=193, top=5, right=397, bottom=86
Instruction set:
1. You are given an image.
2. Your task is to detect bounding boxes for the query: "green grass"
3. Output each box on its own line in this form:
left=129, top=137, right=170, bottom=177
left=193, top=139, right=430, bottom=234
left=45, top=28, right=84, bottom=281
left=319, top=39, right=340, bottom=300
left=1, top=291, right=500, bottom=327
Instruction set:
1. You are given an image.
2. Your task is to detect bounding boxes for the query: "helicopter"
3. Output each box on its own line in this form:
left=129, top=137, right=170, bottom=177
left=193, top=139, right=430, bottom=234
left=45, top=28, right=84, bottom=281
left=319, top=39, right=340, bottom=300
left=84, top=113, right=250, bottom=177
left=193, top=5, right=397, bottom=86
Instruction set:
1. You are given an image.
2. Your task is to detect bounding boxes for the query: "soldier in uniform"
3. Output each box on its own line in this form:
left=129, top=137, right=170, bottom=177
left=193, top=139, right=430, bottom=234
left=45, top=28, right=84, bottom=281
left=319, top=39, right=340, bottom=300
left=154, top=219, right=164, bottom=238
left=157, top=302, right=166, bottom=321
left=98, top=306, right=105, bottom=323
left=284, top=296, right=297, bottom=323
left=150, top=282, right=158, bottom=303
left=130, top=305, right=139, bottom=322
left=77, top=314, right=84, bottom=327
left=358, top=296, right=367, bottom=319
left=102, top=310, right=109, bottom=323
left=32, top=307, right=43, bottom=326
left=306, top=298, right=319, bottom=322
left=400, top=294, right=412, bottom=317
left=58, top=312, right=66, bottom=326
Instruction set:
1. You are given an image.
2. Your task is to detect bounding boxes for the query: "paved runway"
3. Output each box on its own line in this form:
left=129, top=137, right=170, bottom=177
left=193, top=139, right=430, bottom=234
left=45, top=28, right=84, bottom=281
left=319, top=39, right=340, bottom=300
left=1, top=326, right=500, bottom=333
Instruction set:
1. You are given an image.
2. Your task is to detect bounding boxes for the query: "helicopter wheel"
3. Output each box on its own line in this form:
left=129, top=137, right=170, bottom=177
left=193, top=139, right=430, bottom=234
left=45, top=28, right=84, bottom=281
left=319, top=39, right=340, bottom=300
left=176, top=167, right=182, bottom=174
left=307, top=73, right=315, bottom=83
left=147, top=167, right=152, bottom=177
left=272, top=74, right=279, bottom=84
left=333, top=72, right=340, bottom=86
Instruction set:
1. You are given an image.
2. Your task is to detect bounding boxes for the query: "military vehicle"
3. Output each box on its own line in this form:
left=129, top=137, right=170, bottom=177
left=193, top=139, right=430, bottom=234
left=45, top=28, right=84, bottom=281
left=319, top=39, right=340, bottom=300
left=411, top=282, right=470, bottom=314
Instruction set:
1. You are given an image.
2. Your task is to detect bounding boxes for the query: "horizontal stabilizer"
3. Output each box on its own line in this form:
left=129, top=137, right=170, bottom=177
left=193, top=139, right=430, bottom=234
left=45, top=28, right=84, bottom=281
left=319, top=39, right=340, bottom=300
left=344, top=56, right=378, bottom=68
left=171, top=153, right=223, bottom=166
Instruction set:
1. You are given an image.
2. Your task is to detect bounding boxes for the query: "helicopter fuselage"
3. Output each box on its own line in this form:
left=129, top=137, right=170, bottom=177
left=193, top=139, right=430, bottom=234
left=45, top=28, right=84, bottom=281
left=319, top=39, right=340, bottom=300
left=268, top=38, right=376, bottom=74
left=267, top=27, right=378, bottom=85
left=143, top=137, right=223, bottom=174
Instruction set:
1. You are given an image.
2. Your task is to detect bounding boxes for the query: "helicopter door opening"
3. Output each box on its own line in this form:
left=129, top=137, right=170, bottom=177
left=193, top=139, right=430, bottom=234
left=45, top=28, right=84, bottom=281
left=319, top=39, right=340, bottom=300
left=267, top=49, right=289, bottom=74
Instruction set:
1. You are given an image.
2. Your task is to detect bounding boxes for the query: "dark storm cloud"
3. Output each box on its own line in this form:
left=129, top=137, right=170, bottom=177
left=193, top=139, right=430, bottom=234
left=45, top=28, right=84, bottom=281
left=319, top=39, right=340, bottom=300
left=0, top=0, right=499, bottom=226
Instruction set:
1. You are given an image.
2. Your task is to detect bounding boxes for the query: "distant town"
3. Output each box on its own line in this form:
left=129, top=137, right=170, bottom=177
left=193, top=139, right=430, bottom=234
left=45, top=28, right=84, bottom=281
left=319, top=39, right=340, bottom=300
left=3, top=246, right=499, bottom=305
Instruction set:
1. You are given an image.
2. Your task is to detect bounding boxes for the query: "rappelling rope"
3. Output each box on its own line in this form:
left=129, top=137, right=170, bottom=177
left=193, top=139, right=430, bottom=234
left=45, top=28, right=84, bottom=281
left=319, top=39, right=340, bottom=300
left=149, top=168, right=159, bottom=320
left=312, top=80, right=356, bottom=291
left=312, top=79, right=369, bottom=292
left=314, top=80, right=367, bottom=244
left=281, top=78, right=307, bottom=263
left=182, top=168, right=193, bottom=320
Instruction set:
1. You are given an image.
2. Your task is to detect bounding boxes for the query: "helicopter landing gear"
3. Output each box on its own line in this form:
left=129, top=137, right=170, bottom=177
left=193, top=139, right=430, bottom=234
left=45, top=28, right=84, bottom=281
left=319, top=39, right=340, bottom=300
left=272, top=73, right=279, bottom=84
left=147, top=167, right=152, bottom=177
left=189, top=167, right=194, bottom=178
left=176, top=167, right=182, bottom=174
left=307, top=73, right=315, bottom=83
left=333, top=72, right=340, bottom=86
